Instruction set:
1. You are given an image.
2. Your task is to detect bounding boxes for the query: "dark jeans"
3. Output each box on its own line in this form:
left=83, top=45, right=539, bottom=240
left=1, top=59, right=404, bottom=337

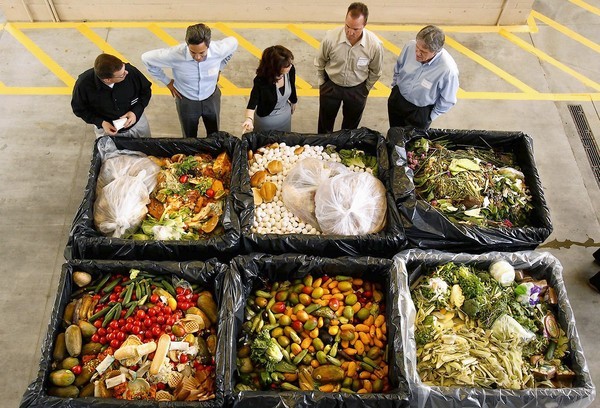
left=318, top=79, right=369, bottom=134
left=175, top=87, right=221, bottom=138
left=387, top=85, right=433, bottom=130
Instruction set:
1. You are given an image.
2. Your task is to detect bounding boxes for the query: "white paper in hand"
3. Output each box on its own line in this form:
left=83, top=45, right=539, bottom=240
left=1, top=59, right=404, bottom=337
left=113, top=117, right=127, bottom=131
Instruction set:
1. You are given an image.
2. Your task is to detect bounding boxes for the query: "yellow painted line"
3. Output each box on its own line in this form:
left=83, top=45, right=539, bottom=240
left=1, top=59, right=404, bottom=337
left=445, top=35, right=538, bottom=94
left=459, top=91, right=598, bottom=101
left=499, top=29, right=600, bottom=92
left=531, top=11, right=600, bottom=53
left=375, top=33, right=401, bottom=55
left=4, top=23, right=75, bottom=87
left=214, top=22, right=312, bottom=90
left=0, top=86, right=72, bottom=95
left=569, top=0, right=600, bottom=16
left=527, top=14, right=539, bottom=34
left=147, top=24, right=179, bottom=46
left=76, top=24, right=129, bottom=62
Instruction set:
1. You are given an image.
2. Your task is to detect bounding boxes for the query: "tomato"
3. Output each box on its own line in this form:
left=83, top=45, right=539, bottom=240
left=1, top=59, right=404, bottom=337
left=109, top=294, right=118, bottom=302
left=99, top=336, right=107, bottom=345
left=116, top=331, right=126, bottom=341
left=150, top=294, right=159, bottom=304
left=136, top=310, right=146, bottom=319
left=179, top=354, right=189, bottom=364
left=126, top=317, right=134, bottom=324
left=97, top=328, right=107, bottom=336
left=131, top=326, right=141, bottom=335
left=91, top=334, right=100, bottom=343
left=109, top=320, right=119, bottom=330
left=179, top=174, right=189, bottom=183
left=71, top=365, right=82, bottom=375
left=206, top=188, right=215, bottom=198
left=107, top=333, right=115, bottom=341
left=93, top=320, right=103, bottom=328
left=145, top=331, right=153, bottom=339
left=124, top=323, right=133, bottom=333
left=176, top=287, right=184, bottom=295
left=156, top=316, right=166, bottom=325
left=148, top=308, right=157, bottom=317
left=114, top=285, right=122, bottom=293
left=152, top=326, right=162, bottom=337
left=163, top=307, right=172, bottom=316
left=110, top=339, right=120, bottom=349
left=184, top=288, right=192, bottom=296
left=143, top=318, right=153, bottom=328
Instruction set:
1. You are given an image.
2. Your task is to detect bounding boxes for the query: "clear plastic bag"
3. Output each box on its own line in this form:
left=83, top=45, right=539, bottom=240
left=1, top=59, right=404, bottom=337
left=93, top=171, right=151, bottom=238
left=96, top=138, right=160, bottom=193
left=281, top=158, right=349, bottom=228
left=315, top=172, right=387, bottom=235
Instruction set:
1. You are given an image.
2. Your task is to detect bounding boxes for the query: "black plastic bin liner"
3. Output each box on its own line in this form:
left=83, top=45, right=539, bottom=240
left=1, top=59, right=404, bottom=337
left=223, top=253, right=410, bottom=408
left=65, top=133, right=242, bottom=261
left=394, top=249, right=595, bottom=408
left=236, top=128, right=406, bottom=257
left=21, top=259, right=228, bottom=408
left=387, top=127, right=553, bottom=253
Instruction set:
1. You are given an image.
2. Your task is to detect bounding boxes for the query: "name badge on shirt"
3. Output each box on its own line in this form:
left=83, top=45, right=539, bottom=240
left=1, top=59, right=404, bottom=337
left=421, top=79, right=433, bottom=90
left=357, top=57, right=369, bottom=67
left=208, top=67, right=219, bottom=76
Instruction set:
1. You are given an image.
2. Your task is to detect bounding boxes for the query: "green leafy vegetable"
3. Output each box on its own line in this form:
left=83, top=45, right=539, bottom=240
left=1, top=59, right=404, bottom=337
left=250, top=329, right=283, bottom=372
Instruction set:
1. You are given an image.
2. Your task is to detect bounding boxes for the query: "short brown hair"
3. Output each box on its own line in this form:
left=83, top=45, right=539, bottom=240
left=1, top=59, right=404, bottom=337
left=256, top=45, right=294, bottom=83
left=94, top=54, right=124, bottom=79
left=347, top=2, right=369, bottom=24
left=186, top=23, right=211, bottom=47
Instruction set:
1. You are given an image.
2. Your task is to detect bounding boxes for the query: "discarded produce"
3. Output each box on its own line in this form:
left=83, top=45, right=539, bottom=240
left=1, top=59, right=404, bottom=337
left=407, top=138, right=533, bottom=227
left=48, top=269, right=218, bottom=401
left=130, top=152, right=232, bottom=240
left=235, top=274, right=391, bottom=393
left=410, top=261, right=574, bottom=389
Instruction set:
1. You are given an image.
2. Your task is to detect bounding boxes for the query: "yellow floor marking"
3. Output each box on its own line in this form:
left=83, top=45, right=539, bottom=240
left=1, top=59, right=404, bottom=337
left=531, top=11, right=600, bottom=53
left=569, top=0, right=600, bottom=16
left=4, top=23, right=75, bottom=88
left=445, top=36, right=538, bottom=94
left=527, top=14, right=540, bottom=34
left=459, top=90, right=598, bottom=101
left=286, top=24, right=388, bottom=92
left=145, top=24, right=238, bottom=93
left=213, top=23, right=312, bottom=90
left=376, top=34, right=401, bottom=56
left=499, top=29, right=600, bottom=92
left=76, top=24, right=129, bottom=62
left=0, top=86, right=72, bottom=95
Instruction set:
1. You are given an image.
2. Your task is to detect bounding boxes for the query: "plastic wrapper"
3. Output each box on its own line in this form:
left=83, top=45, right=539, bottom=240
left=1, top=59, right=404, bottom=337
left=65, top=134, right=242, bottom=261
left=387, top=127, right=553, bottom=253
left=281, top=157, right=349, bottom=228
left=237, top=128, right=406, bottom=257
left=315, top=171, right=387, bottom=235
left=224, top=253, right=410, bottom=408
left=393, top=249, right=595, bottom=408
left=20, top=259, right=229, bottom=408
left=94, top=172, right=151, bottom=238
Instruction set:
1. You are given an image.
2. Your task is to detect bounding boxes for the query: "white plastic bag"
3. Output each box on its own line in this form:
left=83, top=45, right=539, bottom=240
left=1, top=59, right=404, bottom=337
left=94, top=171, right=151, bottom=238
left=281, top=158, right=349, bottom=228
left=314, top=172, right=387, bottom=235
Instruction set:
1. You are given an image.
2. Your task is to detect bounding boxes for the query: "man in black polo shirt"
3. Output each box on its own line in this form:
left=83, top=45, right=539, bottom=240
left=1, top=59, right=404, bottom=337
left=71, top=53, right=152, bottom=138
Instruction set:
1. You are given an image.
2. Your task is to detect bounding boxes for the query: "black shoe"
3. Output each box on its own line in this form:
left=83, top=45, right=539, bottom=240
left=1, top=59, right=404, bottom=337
left=593, top=248, right=600, bottom=265
left=589, top=271, right=600, bottom=293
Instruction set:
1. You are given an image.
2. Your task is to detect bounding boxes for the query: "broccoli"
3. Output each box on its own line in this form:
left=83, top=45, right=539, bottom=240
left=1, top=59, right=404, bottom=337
left=250, top=329, right=283, bottom=372
left=434, top=263, right=484, bottom=299
left=462, top=298, right=481, bottom=318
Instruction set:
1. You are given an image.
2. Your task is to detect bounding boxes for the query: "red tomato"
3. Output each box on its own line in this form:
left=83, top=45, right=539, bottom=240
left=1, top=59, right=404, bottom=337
left=150, top=294, right=160, bottom=304
left=110, top=339, right=120, bottom=348
left=91, top=334, right=100, bottom=343
left=206, top=188, right=215, bottom=198
left=97, top=328, right=107, bottom=336
left=145, top=331, right=153, bottom=339
left=143, top=318, right=153, bottom=328
left=136, top=310, right=146, bottom=319
left=156, top=316, right=166, bottom=325
left=166, top=317, right=176, bottom=326
left=148, top=308, right=157, bottom=317
left=114, top=285, right=122, bottom=293
left=107, top=333, right=115, bottom=341
left=176, top=287, right=184, bottom=295
left=93, top=320, right=103, bottom=328
left=116, top=331, right=126, bottom=341
left=109, top=320, right=119, bottom=330
left=99, top=336, right=107, bottom=345
left=179, top=354, right=189, bottom=364
left=163, top=307, right=172, bottom=316
left=179, top=174, right=189, bottom=183
left=124, top=323, right=133, bottom=333
left=152, top=326, right=162, bottom=337
left=71, top=365, right=82, bottom=375
left=131, top=326, right=141, bottom=335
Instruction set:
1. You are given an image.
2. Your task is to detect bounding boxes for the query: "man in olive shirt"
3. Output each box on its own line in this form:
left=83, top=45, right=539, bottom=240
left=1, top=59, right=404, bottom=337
left=315, top=2, right=383, bottom=134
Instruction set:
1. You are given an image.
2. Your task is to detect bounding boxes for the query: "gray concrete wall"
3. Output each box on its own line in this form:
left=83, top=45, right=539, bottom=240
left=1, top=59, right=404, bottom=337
left=1, top=0, right=534, bottom=25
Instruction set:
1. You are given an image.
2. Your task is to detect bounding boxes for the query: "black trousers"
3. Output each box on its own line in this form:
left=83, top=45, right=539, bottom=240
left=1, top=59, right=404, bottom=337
left=387, top=85, right=433, bottom=130
left=175, top=87, right=221, bottom=138
left=318, top=79, right=369, bottom=134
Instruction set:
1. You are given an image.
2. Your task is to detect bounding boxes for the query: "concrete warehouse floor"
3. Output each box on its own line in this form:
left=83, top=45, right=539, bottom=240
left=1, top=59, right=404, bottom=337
left=1, top=0, right=600, bottom=406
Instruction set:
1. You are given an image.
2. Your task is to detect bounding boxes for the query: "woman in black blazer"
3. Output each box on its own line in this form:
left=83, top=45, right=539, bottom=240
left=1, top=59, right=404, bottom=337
left=242, top=45, right=298, bottom=133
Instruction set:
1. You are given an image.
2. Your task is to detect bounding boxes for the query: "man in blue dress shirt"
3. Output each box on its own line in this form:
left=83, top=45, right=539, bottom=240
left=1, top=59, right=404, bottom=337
left=387, top=25, right=459, bottom=129
left=142, top=23, right=238, bottom=138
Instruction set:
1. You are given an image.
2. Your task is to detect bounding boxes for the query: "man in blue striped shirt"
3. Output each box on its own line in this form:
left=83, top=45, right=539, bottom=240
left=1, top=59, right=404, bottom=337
left=142, top=23, right=238, bottom=138
left=388, top=25, right=459, bottom=130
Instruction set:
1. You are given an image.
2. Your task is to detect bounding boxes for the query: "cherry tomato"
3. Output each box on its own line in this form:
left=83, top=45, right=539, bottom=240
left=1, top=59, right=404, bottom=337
left=131, top=326, right=141, bottom=335
left=145, top=331, right=153, bottom=339
left=109, top=320, right=119, bottom=330
left=148, top=308, right=157, bottom=317
left=206, top=188, right=215, bottom=198
left=71, top=365, right=82, bottom=375
left=110, top=339, right=120, bottom=348
left=97, top=328, right=107, bottom=336
left=126, top=317, right=134, bottom=324
left=143, top=318, right=153, bottom=328
left=179, top=354, right=189, bottom=364
left=179, top=174, right=189, bottom=183
left=109, top=294, right=118, bottom=302
left=156, top=316, right=166, bottom=325
left=124, top=323, right=133, bottom=333
left=136, top=310, right=146, bottom=320
left=91, top=334, right=100, bottom=343
left=93, top=320, right=103, bottom=328
left=114, top=285, right=122, bottom=293
left=152, top=326, right=162, bottom=337
left=150, top=294, right=159, bottom=304
left=107, top=333, right=115, bottom=341
left=99, top=336, right=107, bottom=345
left=163, top=307, right=172, bottom=316
left=116, top=331, right=126, bottom=341
left=176, top=287, right=184, bottom=295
